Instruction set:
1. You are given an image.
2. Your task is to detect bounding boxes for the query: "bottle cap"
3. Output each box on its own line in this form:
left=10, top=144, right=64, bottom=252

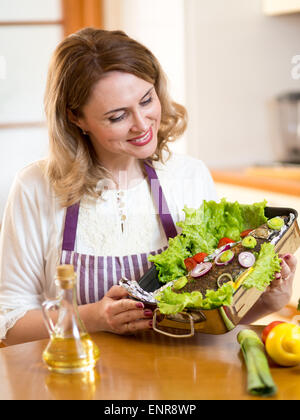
left=56, top=264, right=76, bottom=289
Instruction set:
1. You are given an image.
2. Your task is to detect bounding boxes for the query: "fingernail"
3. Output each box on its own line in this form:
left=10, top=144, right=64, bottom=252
left=136, top=302, right=144, bottom=309
left=149, top=320, right=153, bottom=328
left=144, top=309, right=153, bottom=317
left=283, top=254, right=291, bottom=261
left=275, top=272, right=281, bottom=280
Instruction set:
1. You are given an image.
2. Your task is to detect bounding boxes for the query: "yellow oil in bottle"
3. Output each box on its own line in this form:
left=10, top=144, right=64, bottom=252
left=43, top=333, right=100, bottom=374
left=42, top=265, right=101, bottom=374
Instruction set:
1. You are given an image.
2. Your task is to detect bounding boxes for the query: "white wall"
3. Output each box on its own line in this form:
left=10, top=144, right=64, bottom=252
left=102, top=0, right=187, bottom=155
left=185, top=0, right=300, bottom=168
left=0, top=1, right=62, bottom=219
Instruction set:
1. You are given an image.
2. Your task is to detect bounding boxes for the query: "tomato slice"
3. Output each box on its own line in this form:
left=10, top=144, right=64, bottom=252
left=261, top=321, right=285, bottom=344
left=184, top=257, right=197, bottom=272
left=217, top=237, right=235, bottom=248
left=193, top=252, right=208, bottom=263
left=240, top=229, right=254, bottom=238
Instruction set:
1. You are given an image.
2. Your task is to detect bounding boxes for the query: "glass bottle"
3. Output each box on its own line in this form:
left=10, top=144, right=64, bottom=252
left=42, top=264, right=100, bottom=374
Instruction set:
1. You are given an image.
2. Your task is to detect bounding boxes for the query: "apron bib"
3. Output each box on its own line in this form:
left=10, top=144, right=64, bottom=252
left=60, top=163, right=177, bottom=305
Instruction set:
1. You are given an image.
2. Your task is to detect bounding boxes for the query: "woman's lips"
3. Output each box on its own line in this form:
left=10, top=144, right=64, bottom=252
left=127, top=127, right=153, bottom=146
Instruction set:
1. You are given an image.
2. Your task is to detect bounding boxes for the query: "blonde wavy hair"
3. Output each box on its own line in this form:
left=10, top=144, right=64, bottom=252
left=44, top=28, right=187, bottom=207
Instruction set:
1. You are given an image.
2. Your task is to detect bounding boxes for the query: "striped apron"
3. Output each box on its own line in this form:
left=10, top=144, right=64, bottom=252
left=60, top=164, right=177, bottom=305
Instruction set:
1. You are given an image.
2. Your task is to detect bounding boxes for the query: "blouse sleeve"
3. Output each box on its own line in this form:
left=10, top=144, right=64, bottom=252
left=0, top=169, right=47, bottom=340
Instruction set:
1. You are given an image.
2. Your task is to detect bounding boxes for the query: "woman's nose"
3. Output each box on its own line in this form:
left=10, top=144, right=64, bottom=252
left=130, top=110, right=148, bottom=133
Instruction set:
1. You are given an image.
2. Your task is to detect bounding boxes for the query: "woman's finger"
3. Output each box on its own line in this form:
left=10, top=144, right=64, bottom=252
left=105, top=285, right=129, bottom=300
left=106, top=307, right=153, bottom=335
left=113, top=307, right=152, bottom=325
left=276, top=254, right=297, bottom=284
left=281, top=254, right=297, bottom=275
left=107, top=297, right=145, bottom=317
left=280, top=258, right=291, bottom=281
left=122, top=318, right=153, bottom=335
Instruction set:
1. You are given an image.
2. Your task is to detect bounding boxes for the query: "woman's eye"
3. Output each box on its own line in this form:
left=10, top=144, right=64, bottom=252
left=108, top=96, right=153, bottom=123
left=109, top=113, right=126, bottom=123
left=140, top=96, right=153, bottom=106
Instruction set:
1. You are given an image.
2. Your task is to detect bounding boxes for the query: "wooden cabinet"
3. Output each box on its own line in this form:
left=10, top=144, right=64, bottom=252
left=263, top=0, right=300, bottom=15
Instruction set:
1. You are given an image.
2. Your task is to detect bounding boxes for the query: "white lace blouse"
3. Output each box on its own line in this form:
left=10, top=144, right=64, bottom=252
left=77, top=178, right=168, bottom=256
left=0, top=153, right=218, bottom=339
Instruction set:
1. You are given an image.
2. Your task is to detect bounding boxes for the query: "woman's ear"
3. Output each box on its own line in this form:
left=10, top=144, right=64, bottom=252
left=67, top=109, right=80, bottom=127
left=67, top=109, right=89, bottom=135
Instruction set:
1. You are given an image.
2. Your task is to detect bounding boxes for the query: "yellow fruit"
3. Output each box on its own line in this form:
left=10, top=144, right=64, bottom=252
left=265, top=323, right=300, bottom=367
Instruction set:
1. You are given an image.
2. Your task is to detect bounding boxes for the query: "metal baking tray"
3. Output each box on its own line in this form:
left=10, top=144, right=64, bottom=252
left=121, top=207, right=300, bottom=337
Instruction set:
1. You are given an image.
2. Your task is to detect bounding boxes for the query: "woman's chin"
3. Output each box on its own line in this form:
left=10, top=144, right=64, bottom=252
left=130, top=138, right=158, bottom=160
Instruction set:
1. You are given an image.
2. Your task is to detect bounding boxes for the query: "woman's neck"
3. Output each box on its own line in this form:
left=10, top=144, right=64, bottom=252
left=100, top=157, right=145, bottom=190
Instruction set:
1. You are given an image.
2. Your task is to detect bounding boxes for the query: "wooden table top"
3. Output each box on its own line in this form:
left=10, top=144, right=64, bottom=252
left=1, top=325, right=300, bottom=400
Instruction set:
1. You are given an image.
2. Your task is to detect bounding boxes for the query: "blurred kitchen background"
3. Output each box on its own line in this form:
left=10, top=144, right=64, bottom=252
left=1, top=0, right=300, bottom=322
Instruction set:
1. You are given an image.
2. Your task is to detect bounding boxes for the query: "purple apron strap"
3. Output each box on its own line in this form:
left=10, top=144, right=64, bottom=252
left=62, top=203, right=80, bottom=251
left=144, top=162, right=178, bottom=240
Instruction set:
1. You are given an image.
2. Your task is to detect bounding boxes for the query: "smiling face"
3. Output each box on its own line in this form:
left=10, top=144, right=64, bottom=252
left=76, top=71, right=162, bottom=168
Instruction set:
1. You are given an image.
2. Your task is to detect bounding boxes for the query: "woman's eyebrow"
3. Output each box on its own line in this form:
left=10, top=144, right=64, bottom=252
left=104, top=87, right=154, bottom=116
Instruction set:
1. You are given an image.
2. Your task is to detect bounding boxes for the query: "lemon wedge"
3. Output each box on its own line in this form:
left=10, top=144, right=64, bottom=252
left=233, top=267, right=254, bottom=290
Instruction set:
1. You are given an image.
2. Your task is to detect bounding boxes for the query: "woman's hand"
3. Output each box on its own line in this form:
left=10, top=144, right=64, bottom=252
left=258, top=253, right=297, bottom=313
left=95, top=285, right=153, bottom=335
left=241, top=253, right=297, bottom=324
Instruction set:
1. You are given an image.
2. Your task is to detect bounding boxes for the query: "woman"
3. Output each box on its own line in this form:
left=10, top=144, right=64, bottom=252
left=0, top=28, right=296, bottom=345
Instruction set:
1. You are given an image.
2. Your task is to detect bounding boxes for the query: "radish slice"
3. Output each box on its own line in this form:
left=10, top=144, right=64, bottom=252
left=219, top=243, right=234, bottom=252
left=238, top=251, right=255, bottom=268
left=191, top=262, right=212, bottom=278
left=215, top=250, right=235, bottom=266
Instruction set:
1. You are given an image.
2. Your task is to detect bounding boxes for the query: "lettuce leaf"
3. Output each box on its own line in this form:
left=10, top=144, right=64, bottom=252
left=177, top=198, right=268, bottom=254
left=242, top=242, right=282, bottom=291
left=149, top=198, right=268, bottom=284
left=148, top=234, right=191, bottom=284
left=157, top=283, right=235, bottom=314
left=199, top=283, right=235, bottom=309
left=157, top=288, right=202, bottom=315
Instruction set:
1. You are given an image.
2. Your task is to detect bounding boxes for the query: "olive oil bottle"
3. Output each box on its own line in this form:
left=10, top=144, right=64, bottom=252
left=42, top=264, right=100, bottom=374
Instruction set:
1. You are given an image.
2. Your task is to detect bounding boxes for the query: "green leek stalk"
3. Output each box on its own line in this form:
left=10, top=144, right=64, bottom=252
left=237, top=329, right=277, bottom=397
left=219, top=306, right=235, bottom=331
